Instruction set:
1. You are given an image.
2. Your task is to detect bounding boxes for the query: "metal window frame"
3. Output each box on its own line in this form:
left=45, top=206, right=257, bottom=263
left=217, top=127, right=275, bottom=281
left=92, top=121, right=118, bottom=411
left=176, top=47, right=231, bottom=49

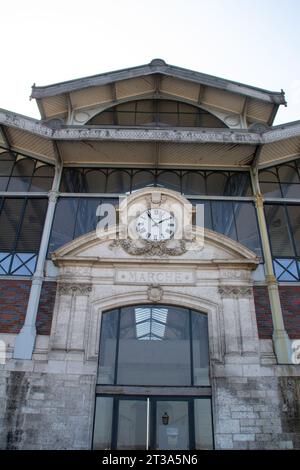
left=97, top=305, right=210, bottom=388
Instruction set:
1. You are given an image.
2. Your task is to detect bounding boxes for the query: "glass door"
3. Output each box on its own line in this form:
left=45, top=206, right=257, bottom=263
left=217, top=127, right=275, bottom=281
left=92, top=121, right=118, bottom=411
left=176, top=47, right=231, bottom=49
left=115, top=398, right=148, bottom=450
left=153, top=399, right=191, bottom=450
left=93, top=395, right=213, bottom=450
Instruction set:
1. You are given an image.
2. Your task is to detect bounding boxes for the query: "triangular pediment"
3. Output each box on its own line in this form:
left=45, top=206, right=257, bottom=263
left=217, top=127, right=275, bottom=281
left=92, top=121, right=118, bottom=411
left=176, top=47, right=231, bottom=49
left=52, top=227, right=259, bottom=270
left=31, top=59, right=285, bottom=126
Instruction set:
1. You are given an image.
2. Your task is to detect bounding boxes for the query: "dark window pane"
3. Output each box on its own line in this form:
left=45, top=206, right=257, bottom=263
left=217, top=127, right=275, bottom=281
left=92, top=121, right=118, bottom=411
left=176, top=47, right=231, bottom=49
left=287, top=205, right=300, bottom=257
left=278, top=164, right=299, bottom=183
left=7, top=176, right=31, bottom=191
left=190, top=200, right=212, bottom=230
left=12, top=158, right=35, bottom=176
left=192, top=312, right=210, bottom=386
left=226, top=173, right=252, bottom=196
left=265, top=205, right=295, bottom=257
left=98, top=310, right=119, bottom=384
left=106, top=170, right=131, bottom=193
left=117, top=305, right=191, bottom=386
left=259, top=170, right=278, bottom=183
left=234, top=203, right=261, bottom=255
left=30, top=177, right=53, bottom=192
left=182, top=172, right=205, bottom=195
left=132, top=170, right=155, bottom=191
left=260, top=182, right=282, bottom=198
left=60, top=168, right=82, bottom=192
left=74, top=198, right=102, bottom=238
left=211, top=201, right=237, bottom=241
left=82, top=170, right=106, bottom=193
left=33, top=165, right=54, bottom=177
left=48, top=198, right=78, bottom=252
left=16, top=199, right=47, bottom=251
left=0, top=160, right=14, bottom=175
left=206, top=173, right=228, bottom=196
left=156, top=171, right=181, bottom=192
left=0, top=198, right=25, bottom=250
left=281, top=184, right=300, bottom=199
left=0, top=177, right=9, bottom=191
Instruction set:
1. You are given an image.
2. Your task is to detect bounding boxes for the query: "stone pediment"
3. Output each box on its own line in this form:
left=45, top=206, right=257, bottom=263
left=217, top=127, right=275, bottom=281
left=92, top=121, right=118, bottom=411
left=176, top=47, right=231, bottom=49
left=52, top=226, right=259, bottom=270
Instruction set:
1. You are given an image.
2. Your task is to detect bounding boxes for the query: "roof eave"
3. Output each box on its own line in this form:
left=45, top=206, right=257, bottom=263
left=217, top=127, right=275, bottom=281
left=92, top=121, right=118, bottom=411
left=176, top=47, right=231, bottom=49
left=30, top=60, right=286, bottom=106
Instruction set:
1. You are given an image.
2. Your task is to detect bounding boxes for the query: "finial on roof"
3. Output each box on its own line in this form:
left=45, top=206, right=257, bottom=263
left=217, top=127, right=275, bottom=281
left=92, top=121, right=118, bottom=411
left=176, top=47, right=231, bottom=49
left=150, top=58, right=166, bottom=66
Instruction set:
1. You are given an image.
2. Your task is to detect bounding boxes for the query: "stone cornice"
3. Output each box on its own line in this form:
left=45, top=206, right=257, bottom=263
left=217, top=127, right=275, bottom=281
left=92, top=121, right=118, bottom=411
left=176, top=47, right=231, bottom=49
left=2, top=108, right=300, bottom=146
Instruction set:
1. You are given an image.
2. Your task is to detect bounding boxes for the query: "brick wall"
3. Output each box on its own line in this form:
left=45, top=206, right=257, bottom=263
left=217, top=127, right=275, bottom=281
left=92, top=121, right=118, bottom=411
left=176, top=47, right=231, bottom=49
left=0, top=280, right=31, bottom=333
left=254, top=285, right=300, bottom=339
left=0, top=280, right=56, bottom=335
left=253, top=286, right=273, bottom=339
left=36, top=282, right=57, bottom=335
left=279, top=286, right=300, bottom=339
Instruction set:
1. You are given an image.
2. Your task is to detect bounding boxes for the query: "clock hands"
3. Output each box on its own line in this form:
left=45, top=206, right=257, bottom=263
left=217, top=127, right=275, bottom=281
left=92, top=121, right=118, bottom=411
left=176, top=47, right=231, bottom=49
left=158, top=216, right=173, bottom=224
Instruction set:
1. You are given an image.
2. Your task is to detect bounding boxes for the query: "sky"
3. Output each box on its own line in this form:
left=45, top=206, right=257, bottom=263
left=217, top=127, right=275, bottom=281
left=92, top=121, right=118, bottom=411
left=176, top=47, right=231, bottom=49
left=1, top=0, right=300, bottom=125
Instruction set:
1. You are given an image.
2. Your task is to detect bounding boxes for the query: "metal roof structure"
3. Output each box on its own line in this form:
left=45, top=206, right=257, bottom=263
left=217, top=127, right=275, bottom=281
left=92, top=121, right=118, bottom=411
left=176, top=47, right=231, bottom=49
left=0, top=60, right=299, bottom=169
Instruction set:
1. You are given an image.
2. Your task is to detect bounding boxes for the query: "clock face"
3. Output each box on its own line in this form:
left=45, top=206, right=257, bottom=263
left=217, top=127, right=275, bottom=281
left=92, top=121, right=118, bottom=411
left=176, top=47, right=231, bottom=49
left=136, top=208, right=176, bottom=241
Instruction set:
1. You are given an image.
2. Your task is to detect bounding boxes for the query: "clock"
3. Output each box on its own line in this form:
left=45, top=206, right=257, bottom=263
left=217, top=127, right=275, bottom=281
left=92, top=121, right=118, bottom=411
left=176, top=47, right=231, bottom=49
left=136, top=208, right=176, bottom=242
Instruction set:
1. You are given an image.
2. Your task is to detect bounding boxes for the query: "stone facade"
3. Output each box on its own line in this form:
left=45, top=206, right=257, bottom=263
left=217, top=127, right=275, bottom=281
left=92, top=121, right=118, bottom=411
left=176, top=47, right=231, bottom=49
left=0, top=189, right=299, bottom=450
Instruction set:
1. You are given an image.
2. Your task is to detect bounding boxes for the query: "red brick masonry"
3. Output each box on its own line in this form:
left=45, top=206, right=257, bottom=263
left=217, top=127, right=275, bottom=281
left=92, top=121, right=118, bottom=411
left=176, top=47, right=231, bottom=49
left=0, top=280, right=31, bottom=333
left=254, top=285, right=300, bottom=339
left=0, top=281, right=299, bottom=339
left=0, top=280, right=57, bottom=335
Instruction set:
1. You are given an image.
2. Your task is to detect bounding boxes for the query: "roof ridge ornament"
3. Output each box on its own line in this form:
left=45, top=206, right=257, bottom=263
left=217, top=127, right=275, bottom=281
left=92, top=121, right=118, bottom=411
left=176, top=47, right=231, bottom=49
left=150, top=58, right=167, bottom=66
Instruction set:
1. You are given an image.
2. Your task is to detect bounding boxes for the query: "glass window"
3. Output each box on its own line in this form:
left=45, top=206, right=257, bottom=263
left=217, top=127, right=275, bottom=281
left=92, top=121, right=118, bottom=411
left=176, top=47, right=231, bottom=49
left=93, top=397, right=114, bottom=450
left=87, top=99, right=227, bottom=128
left=82, top=170, right=107, bottom=193
left=0, top=198, right=25, bottom=251
left=48, top=197, right=118, bottom=254
left=156, top=171, right=181, bottom=192
left=0, top=197, right=48, bottom=275
left=233, top=203, right=261, bottom=255
left=48, top=198, right=78, bottom=253
left=226, top=173, right=252, bottom=197
left=0, top=150, right=54, bottom=193
left=264, top=205, right=295, bottom=257
left=211, top=200, right=237, bottom=241
left=194, top=399, right=214, bottom=449
left=131, top=170, right=155, bottom=191
left=206, top=173, right=229, bottom=196
left=98, top=309, right=119, bottom=384
left=192, top=311, right=210, bottom=386
left=97, top=305, right=210, bottom=387
left=286, top=205, right=300, bottom=257
left=106, top=170, right=131, bottom=193
left=182, top=172, right=205, bottom=195
left=259, top=159, right=300, bottom=199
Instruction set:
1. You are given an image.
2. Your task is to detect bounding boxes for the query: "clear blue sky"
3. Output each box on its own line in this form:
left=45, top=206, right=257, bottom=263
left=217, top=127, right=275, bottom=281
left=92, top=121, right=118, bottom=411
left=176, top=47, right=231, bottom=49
left=1, top=0, right=300, bottom=125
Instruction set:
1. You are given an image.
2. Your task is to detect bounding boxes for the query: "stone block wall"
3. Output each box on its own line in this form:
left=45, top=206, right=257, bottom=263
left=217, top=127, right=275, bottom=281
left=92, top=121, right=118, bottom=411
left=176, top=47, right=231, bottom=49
left=0, top=368, right=95, bottom=450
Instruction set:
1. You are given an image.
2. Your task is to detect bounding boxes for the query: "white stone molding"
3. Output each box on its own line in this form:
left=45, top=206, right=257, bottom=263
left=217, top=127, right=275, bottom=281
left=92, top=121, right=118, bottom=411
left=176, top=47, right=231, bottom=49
left=218, top=286, right=253, bottom=298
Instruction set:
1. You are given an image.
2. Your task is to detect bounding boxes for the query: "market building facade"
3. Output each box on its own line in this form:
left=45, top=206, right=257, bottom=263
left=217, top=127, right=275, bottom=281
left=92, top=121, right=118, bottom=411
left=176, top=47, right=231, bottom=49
left=0, top=59, right=299, bottom=449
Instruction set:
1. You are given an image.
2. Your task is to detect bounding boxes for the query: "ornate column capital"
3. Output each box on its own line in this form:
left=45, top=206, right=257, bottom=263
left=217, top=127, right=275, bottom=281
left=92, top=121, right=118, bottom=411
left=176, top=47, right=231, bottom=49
left=58, top=283, right=92, bottom=296
left=219, top=285, right=253, bottom=298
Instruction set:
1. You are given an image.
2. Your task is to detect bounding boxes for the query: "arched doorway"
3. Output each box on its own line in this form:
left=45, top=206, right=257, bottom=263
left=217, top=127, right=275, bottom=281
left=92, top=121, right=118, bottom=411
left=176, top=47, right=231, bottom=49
left=92, top=304, right=214, bottom=450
